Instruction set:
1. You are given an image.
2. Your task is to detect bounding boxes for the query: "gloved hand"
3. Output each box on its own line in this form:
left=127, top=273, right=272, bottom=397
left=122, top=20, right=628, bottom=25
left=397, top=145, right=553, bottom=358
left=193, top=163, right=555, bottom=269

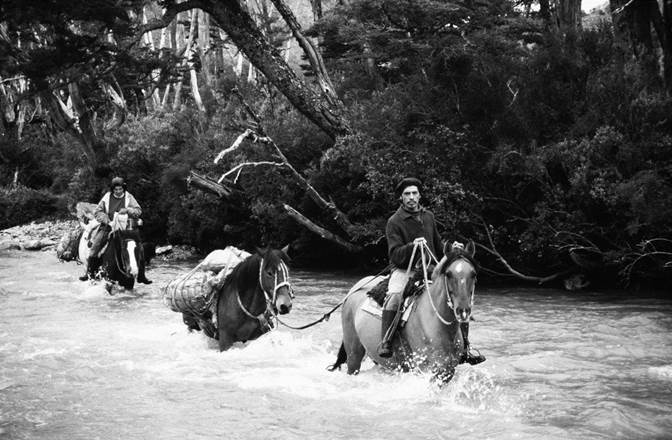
left=413, top=237, right=427, bottom=246
left=119, top=208, right=128, bottom=215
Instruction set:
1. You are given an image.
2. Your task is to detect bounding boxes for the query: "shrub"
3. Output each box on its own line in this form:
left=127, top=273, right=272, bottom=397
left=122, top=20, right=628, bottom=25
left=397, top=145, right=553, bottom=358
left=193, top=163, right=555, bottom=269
left=0, top=185, right=66, bottom=229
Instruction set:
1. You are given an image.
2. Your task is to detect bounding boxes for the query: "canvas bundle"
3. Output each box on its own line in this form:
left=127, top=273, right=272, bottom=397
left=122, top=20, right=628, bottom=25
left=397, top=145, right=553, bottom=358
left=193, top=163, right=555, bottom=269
left=162, top=246, right=251, bottom=316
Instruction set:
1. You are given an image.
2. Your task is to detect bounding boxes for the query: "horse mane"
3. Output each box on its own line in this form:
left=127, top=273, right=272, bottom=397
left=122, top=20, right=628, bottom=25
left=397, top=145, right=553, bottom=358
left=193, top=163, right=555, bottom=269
left=222, top=253, right=262, bottom=293
left=433, top=248, right=479, bottom=279
left=221, top=248, right=290, bottom=293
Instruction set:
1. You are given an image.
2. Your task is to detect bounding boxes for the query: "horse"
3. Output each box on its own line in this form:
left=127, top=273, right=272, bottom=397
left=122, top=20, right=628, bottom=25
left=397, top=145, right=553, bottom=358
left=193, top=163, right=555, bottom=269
left=329, top=241, right=478, bottom=382
left=100, top=228, right=141, bottom=291
left=79, top=213, right=141, bottom=291
left=215, top=247, right=294, bottom=351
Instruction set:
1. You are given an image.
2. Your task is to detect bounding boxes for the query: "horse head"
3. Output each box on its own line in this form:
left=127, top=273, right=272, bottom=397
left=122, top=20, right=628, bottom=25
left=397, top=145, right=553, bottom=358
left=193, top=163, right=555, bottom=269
left=433, top=240, right=478, bottom=323
left=107, top=229, right=140, bottom=286
left=257, top=246, right=293, bottom=315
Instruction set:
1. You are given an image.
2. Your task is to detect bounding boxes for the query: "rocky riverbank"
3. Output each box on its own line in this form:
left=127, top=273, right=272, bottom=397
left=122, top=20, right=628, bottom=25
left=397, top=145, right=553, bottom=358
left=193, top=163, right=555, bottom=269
left=0, top=219, right=78, bottom=251
left=0, top=218, right=200, bottom=261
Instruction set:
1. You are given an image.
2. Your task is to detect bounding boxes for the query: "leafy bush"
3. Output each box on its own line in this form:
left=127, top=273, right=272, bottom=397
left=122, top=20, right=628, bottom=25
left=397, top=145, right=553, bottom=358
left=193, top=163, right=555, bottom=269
left=0, top=185, right=66, bottom=229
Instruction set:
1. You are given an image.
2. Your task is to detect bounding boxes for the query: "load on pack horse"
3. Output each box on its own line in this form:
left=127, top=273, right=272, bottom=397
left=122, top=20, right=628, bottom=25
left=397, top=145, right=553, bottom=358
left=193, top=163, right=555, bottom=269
left=329, top=240, right=481, bottom=382
left=163, top=246, right=294, bottom=351
left=79, top=212, right=142, bottom=291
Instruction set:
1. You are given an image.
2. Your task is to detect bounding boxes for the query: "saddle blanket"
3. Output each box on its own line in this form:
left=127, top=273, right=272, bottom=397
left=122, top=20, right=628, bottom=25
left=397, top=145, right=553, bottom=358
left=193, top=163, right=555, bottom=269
left=360, top=297, right=416, bottom=324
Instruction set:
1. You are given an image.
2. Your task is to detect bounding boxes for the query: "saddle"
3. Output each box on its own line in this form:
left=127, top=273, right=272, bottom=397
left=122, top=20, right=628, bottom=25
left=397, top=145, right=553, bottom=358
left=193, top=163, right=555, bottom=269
left=363, top=271, right=428, bottom=327
left=366, top=270, right=427, bottom=307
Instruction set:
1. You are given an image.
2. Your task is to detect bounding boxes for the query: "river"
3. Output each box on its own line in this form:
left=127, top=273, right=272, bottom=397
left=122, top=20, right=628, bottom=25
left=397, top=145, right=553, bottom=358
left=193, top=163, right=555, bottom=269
left=0, top=250, right=671, bottom=440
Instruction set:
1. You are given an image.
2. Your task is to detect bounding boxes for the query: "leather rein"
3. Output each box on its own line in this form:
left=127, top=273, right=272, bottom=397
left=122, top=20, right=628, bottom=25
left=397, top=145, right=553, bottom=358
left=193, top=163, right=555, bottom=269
left=235, top=258, right=293, bottom=326
left=413, top=241, right=476, bottom=326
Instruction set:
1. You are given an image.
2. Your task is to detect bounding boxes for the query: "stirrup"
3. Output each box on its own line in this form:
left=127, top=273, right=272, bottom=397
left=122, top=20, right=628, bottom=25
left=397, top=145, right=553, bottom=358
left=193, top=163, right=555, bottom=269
left=137, top=276, right=152, bottom=284
left=461, top=347, right=486, bottom=365
left=377, top=341, right=393, bottom=358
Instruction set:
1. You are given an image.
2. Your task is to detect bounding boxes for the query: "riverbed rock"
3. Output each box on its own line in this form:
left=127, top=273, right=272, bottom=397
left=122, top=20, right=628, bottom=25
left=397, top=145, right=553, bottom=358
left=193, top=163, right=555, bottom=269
left=1, top=219, right=80, bottom=252
left=156, top=245, right=173, bottom=255
left=158, top=245, right=199, bottom=261
left=0, top=240, right=20, bottom=250
left=22, top=239, right=44, bottom=250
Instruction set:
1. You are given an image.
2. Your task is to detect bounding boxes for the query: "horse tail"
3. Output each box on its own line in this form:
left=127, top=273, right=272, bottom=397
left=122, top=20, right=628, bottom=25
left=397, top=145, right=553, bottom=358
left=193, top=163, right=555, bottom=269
left=327, top=341, right=347, bottom=372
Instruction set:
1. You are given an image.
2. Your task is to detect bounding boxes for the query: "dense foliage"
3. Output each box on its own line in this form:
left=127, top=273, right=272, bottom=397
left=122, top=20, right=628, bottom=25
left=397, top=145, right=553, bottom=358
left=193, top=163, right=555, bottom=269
left=1, top=0, right=671, bottom=288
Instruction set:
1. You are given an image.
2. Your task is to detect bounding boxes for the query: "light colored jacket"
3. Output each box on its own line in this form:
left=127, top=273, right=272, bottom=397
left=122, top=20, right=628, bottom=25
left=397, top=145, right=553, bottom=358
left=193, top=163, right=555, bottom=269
left=94, top=191, right=142, bottom=225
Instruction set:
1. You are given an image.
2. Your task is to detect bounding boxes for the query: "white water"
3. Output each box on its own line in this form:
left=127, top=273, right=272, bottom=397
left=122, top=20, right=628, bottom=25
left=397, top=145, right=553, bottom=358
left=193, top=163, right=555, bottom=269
left=1, top=250, right=671, bottom=440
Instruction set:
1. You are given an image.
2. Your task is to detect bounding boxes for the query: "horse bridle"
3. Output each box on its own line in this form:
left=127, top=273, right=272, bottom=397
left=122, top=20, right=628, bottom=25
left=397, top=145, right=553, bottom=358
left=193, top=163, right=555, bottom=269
left=437, top=260, right=476, bottom=324
left=236, top=258, right=294, bottom=323
left=416, top=242, right=476, bottom=326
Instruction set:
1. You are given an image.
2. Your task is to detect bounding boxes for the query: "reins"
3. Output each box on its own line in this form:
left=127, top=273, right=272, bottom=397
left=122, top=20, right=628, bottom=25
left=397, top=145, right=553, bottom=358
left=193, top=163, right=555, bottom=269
left=414, top=240, right=479, bottom=326
left=412, top=240, right=456, bottom=325
left=275, top=264, right=393, bottom=331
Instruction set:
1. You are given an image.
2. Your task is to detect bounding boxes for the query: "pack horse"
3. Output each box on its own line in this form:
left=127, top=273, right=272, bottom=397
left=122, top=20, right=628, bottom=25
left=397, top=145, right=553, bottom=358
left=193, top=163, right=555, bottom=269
left=164, top=246, right=294, bottom=351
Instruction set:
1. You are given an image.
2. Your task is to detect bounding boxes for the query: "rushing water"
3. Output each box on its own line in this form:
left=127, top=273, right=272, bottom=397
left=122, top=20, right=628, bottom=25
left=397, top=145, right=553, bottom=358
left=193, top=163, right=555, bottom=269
left=0, top=250, right=671, bottom=440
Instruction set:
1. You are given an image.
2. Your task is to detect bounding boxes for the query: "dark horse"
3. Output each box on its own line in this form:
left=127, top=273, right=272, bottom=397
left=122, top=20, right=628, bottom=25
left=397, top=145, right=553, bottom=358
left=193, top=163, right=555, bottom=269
left=330, top=241, right=478, bottom=382
left=216, top=248, right=294, bottom=351
left=100, top=228, right=141, bottom=291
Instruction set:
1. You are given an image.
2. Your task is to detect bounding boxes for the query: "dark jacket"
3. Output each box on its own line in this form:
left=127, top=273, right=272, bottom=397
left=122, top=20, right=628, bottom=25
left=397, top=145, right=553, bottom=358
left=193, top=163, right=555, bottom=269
left=386, top=206, right=444, bottom=269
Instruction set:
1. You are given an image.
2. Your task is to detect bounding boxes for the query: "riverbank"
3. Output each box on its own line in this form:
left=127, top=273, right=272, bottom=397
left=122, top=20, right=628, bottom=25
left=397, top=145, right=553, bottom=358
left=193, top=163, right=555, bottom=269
left=0, top=218, right=199, bottom=261
left=0, top=218, right=76, bottom=251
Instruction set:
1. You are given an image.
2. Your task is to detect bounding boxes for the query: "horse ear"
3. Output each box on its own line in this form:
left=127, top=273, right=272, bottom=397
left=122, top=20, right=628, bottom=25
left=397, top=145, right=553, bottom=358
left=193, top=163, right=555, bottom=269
left=255, top=246, right=266, bottom=255
left=465, top=240, right=476, bottom=257
left=281, top=244, right=290, bottom=255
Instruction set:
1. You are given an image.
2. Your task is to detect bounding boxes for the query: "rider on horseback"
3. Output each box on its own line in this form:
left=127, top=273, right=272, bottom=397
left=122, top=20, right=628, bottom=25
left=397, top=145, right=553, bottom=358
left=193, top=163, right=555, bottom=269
left=378, top=177, right=485, bottom=365
left=78, top=176, right=152, bottom=284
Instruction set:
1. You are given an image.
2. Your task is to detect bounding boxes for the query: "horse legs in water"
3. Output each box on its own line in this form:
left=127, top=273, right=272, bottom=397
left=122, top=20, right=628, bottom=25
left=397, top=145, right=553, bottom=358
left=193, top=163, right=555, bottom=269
left=341, top=296, right=366, bottom=375
left=218, top=330, right=235, bottom=351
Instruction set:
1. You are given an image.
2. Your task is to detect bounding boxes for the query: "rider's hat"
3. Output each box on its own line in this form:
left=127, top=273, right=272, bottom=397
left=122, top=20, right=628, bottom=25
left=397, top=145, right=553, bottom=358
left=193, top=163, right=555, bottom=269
left=110, top=176, right=127, bottom=191
left=395, top=177, right=422, bottom=196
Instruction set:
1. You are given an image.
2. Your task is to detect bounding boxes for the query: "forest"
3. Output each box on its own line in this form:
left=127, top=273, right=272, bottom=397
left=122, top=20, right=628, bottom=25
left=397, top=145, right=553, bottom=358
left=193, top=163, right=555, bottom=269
left=1, top=0, right=671, bottom=289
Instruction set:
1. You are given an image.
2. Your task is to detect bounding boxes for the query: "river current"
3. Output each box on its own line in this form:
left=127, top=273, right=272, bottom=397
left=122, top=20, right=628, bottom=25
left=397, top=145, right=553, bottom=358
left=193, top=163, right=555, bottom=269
left=0, top=250, right=671, bottom=440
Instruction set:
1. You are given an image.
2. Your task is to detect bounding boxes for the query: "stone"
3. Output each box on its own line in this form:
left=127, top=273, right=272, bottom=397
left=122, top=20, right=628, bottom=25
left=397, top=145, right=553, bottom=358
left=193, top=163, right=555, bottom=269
left=156, top=245, right=173, bottom=255
left=0, top=240, right=20, bottom=251
left=23, top=239, right=44, bottom=250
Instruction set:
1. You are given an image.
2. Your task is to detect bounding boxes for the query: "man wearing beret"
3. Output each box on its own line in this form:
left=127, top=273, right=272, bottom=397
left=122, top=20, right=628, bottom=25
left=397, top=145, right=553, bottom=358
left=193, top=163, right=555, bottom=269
left=378, top=177, right=485, bottom=365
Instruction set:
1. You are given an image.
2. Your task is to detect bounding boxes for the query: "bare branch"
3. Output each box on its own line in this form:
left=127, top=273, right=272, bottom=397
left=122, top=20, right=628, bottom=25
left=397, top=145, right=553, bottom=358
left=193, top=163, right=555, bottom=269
left=479, top=220, right=570, bottom=284
left=269, top=0, right=339, bottom=105
left=230, top=91, right=358, bottom=237
left=137, top=0, right=205, bottom=37
left=187, top=171, right=235, bottom=198
left=218, top=161, right=286, bottom=183
left=214, top=129, right=255, bottom=163
left=283, top=204, right=362, bottom=253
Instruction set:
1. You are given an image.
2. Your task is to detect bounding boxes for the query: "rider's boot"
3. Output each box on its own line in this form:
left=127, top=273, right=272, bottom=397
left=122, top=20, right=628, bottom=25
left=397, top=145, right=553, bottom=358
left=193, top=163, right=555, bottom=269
left=136, top=246, right=152, bottom=284
left=460, top=322, right=486, bottom=365
left=137, top=267, right=152, bottom=284
left=377, top=310, right=397, bottom=358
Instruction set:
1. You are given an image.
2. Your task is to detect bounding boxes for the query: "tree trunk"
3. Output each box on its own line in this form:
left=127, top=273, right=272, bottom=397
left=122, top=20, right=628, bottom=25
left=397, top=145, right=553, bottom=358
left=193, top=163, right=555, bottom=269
left=199, top=0, right=350, bottom=140
left=269, top=0, right=340, bottom=106
left=309, top=0, right=322, bottom=21
left=554, top=0, right=582, bottom=32
left=540, top=0, right=552, bottom=24
left=664, top=0, right=672, bottom=90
